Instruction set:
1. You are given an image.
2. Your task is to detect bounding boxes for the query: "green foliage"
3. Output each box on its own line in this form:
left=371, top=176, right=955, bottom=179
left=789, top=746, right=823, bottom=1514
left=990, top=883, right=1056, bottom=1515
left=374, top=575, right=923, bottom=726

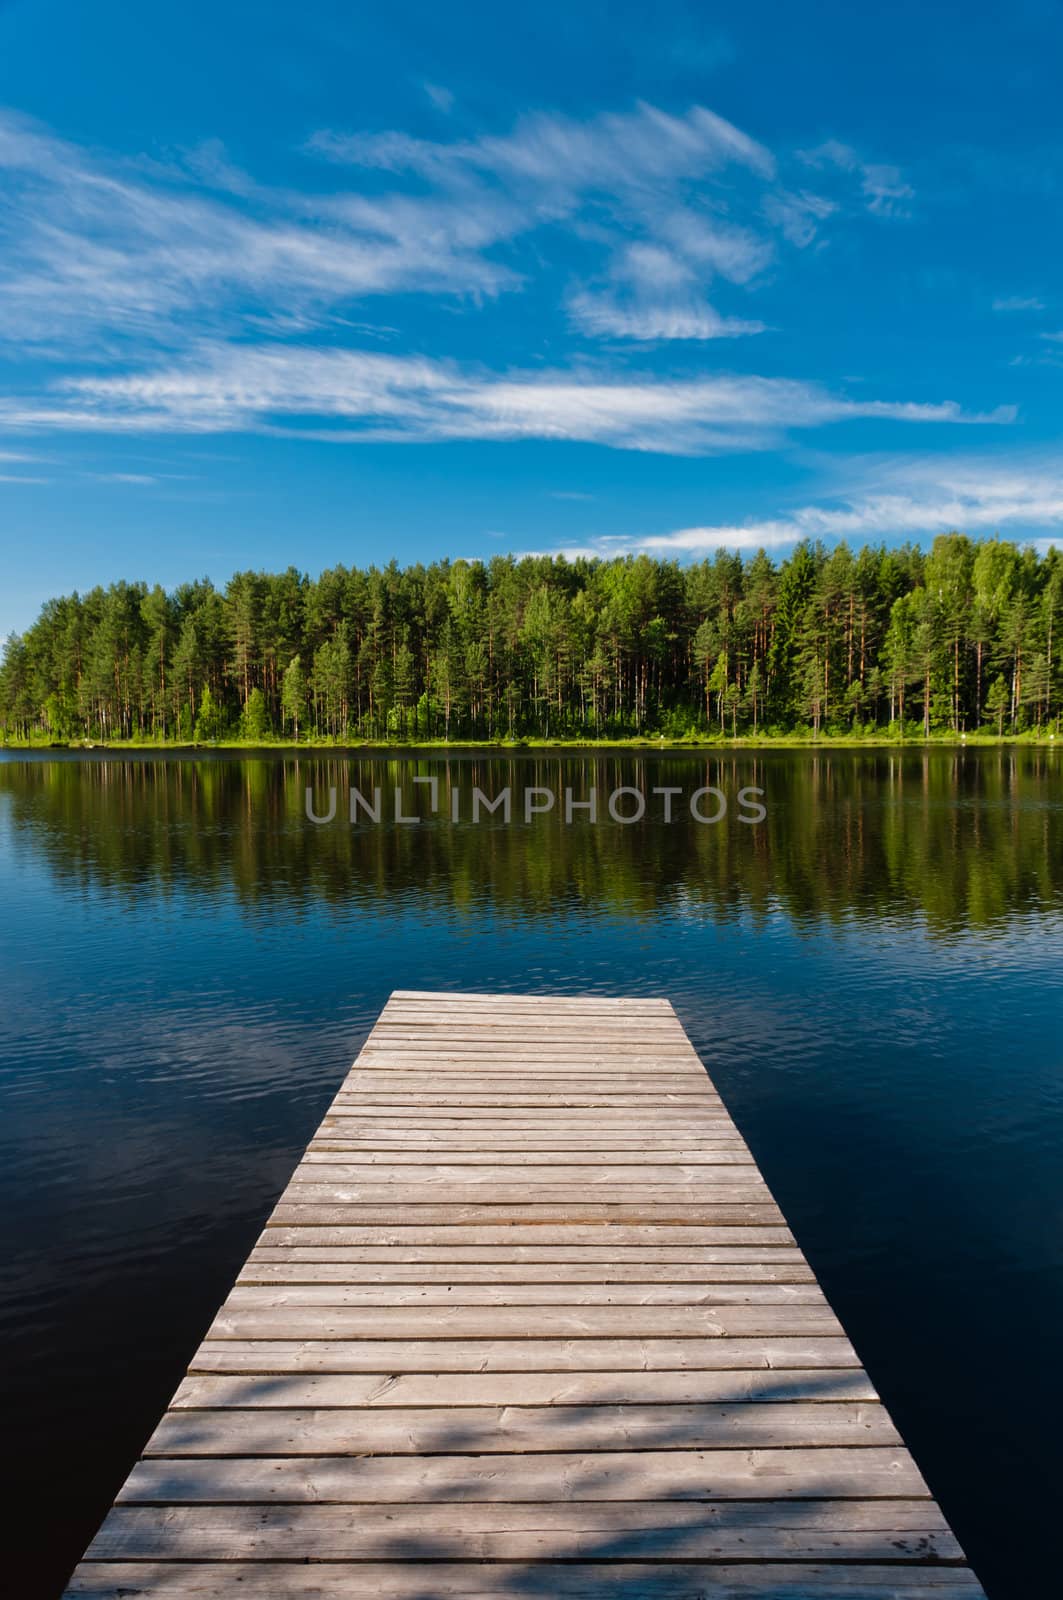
left=984, top=674, right=1009, bottom=735
left=2, top=536, right=1062, bottom=743
left=193, top=685, right=224, bottom=742
left=240, top=687, right=270, bottom=741
left=280, top=655, right=307, bottom=739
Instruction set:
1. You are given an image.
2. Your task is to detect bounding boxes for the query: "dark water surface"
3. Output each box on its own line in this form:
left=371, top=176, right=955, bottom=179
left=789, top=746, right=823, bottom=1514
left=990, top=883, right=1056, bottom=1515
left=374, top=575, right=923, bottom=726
left=1, top=747, right=1061, bottom=1598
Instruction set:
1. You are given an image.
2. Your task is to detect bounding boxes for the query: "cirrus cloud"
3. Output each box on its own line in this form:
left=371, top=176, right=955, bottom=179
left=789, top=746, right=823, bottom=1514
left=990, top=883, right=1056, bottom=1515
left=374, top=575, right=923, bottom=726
left=532, top=456, right=1063, bottom=560
left=0, top=344, right=1014, bottom=454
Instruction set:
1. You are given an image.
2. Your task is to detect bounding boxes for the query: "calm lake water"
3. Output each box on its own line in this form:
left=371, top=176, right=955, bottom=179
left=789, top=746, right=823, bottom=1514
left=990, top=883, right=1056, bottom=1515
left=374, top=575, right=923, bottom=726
left=1, top=747, right=1061, bottom=1597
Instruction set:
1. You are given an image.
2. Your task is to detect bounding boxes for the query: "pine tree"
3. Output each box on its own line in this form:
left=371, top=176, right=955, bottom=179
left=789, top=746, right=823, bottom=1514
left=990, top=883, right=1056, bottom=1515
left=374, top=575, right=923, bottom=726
left=194, top=685, right=223, bottom=742
left=984, top=674, right=1009, bottom=735
left=281, top=655, right=307, bottom=740
left=240, top=687, right=270, bottom=741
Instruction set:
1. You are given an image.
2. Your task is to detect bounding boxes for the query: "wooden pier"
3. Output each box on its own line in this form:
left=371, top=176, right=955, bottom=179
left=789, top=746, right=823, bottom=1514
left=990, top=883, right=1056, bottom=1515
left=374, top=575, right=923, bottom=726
left=66, top=991, right=985, bottom=1597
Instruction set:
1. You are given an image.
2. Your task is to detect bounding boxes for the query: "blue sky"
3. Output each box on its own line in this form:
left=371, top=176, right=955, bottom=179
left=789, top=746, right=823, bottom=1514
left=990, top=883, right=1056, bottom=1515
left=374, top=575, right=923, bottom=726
left=2, top=0, right=1063, bottom=637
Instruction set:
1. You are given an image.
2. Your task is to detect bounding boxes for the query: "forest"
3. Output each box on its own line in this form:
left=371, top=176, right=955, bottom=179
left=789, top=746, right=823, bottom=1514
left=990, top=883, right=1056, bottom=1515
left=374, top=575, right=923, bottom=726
left=1, top=533, right=1061, bottom=743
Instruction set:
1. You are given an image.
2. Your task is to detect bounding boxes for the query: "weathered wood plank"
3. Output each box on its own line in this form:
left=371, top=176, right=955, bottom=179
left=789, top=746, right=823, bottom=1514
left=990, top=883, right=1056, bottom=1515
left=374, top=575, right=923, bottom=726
left=251, top=1228, right=797, bottom=1254
left=377, top=1003, right=686, bottom=1018
left=355, top=1036, right=695, bottom=1052
left=259, top=1224, right=798, bottom=1245
left=370, top=1027, right=696, bottom=1043
left=206, top=1304, right=845, bottom=1339
left=64, top=1563, right=989, bottom=1597
left=278, top=1183, right=774, bottom=1204
left=144, top=1401, right=898, bottom=1457
left=119, top=1445, right=929, bottom=1501
left=329, top=1104, right=722, bottom=1117
left=240, top=1259, right=817, bottom=1282
left=267, top=1204, right=787, bottom=1225
left=171, top=1369, right=879, bottom=1408
left=352, top=1062, right=707, bottom=1076
left=231, top=1279, right=825, bottom=1301
left=298, top=1159, right=759, bottom=1178
left=318, top=1123, right=736, bottom=1135
left=319, top=1116, right=738, bottom=1130
left=356, top=1057, right=704, bottom=1072
left=312, top=1139, right=752, bottom=1152
left=335, top=1081, right=714, bottom=1094
left=84, top=1501, right=958, bottom=1562
left=368, top=1042, right=712, bottom=1053
left=328, top=1093, right=719, bottom=1106
left=225, top=1283, right=829, bottom=1307
left=379, top=1006, right=679, bottom=1017
left=188, top=1336, right=863, bottom=1372
left=341, top=1069, right=709, bottom=1081
left=359, top=1039, right=698, bottom=1050
left=309, top=1144, right=754, bottom=1159
left=359, top=1035, right=701, bottom=1048
left=358, top=1048, right=703, bottom=1063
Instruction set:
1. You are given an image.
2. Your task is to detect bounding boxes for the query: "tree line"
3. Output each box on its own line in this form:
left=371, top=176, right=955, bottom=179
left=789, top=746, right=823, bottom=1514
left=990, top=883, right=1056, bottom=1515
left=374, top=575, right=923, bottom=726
left=2, top=534, right=1061, bottom=743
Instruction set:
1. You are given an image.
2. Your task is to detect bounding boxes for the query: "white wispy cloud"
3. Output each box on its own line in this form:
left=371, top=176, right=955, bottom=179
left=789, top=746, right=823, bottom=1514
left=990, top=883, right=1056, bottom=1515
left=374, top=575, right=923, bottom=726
left=0, top=344, right=1013, bottom=453
left=859, top=164, right=915, bottom=218
left=0, top=97, right=915, bottom=387
left=566, top=233, right=771, bottom=341
left=993, top=295, right=1045, bottom=312
left=309, top=102, right=881, bottom=345
left=761, top=189, right=838, bottom=247
left=566, top=292, right=765, bottom=341
left=90, top=471, right=160, bottom=484
left=423, top=82, right=455, bottom=115
left=798, top=139, right=914, bottom=219
left=0, top=109, right=515, bottom=355
left=310, top=102, right=776, bottom=186
left=533, top=457, right=1063, bottom=560
left=311, top=103, right=781, bottom=347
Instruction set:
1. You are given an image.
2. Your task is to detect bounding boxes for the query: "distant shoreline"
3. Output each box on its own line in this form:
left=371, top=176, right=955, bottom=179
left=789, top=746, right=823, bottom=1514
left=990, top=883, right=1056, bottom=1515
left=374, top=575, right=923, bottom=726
left=3, top=732, right=1059, bottom=754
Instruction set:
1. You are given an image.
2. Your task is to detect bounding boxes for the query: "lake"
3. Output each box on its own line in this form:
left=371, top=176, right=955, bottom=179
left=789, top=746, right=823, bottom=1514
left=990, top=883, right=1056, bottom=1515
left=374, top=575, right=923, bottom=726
left=1, top=746, right=1061, bottom=1598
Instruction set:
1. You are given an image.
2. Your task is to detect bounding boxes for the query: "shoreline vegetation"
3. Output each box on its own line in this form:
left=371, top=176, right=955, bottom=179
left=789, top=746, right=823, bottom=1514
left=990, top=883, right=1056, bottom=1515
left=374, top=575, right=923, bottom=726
left=2, top=730, right=1059, bottom=752
left=3, top=535, right=1062, bottom=747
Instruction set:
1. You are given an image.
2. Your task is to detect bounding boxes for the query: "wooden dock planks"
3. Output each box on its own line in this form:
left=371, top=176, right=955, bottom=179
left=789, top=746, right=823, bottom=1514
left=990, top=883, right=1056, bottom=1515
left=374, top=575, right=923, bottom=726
left=65, top=990, right=986, bottom=1597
